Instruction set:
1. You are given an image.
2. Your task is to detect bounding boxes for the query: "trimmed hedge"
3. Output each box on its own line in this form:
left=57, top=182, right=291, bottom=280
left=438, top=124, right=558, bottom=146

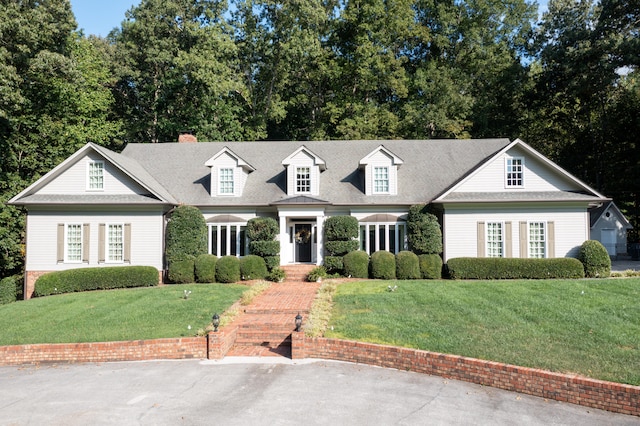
left=195, top=254, right=217, bottom=283
left=396, top=251, right=421, bottom=280
left=168, top=256, right=196, bottom=284
left=407, top=204, right=442, bottom=254
left=324, top=215, right=359, bottom=241
left=370, top=251, right=396, bottom=280
left=34, top=266, right=159, bottom=297
left=165, top=205, right=207, bottom=263
left=323, top=255, right=344, bottom=274
left=446, top=257, right=585, bottom=280
left=215, top=256, right=241, bottom=283
left=240, top=255, right=268, bottom=280
left=578, top=240, right=611, bottom=278
left=249, top=240, right=280, bottom=257
left=264, top=255, right=280, bottom=271
left=419, top=254, right=443, bottom=279
left=325, top=240, right=359, bottom=257
left=247, top=217, right=279, bottom=241
left=343, top=250, right=369, bottom=278
left=0, top=276, right=17, bottom=305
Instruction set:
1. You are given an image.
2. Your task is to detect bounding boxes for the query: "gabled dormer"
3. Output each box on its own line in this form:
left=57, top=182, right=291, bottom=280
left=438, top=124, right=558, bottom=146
left=359, top=145, right=403, bottom=195
left=205, top=147, right=255, bottom=197
left=281, top=146, right=326, bottom=196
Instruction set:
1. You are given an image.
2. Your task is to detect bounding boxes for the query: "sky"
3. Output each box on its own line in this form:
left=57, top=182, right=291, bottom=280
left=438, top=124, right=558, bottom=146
left=70, top=0, right=549, bottom=38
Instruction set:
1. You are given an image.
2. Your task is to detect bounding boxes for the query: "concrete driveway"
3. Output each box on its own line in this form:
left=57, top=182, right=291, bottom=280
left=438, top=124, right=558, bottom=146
left=0, top=358, right=636, bottom=425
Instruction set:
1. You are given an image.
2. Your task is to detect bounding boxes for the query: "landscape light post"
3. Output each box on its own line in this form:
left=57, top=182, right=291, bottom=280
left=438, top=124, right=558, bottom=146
left=295, top=313, right=302, bottom=332
left=212, top=313, right=220, bottom=332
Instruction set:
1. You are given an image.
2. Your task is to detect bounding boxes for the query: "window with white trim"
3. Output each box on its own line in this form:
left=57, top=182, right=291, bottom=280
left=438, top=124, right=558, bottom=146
left=486, top=222, right=503, bottom=258
left=107, top=224, right=124, bottom=262
left=209, top=224, right=248, bottom=257
left=359, top=222, right=407, bottom=254
left=66, top=224, right=83, bottom=262
left=373, top=166, right=389, bottom=193
left=219, top=168, right=234, bottom=194
left=88, top=160, right=104, bottom=190
left=529, top=221, right=546, bottom=258
left=506, top=157, right=524, bottom=187
left=296, top=167, right=311, bottom=193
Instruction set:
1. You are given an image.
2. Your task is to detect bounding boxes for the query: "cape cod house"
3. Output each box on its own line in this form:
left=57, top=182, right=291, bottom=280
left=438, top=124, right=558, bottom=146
left=9, top=137, right=609, bottom=298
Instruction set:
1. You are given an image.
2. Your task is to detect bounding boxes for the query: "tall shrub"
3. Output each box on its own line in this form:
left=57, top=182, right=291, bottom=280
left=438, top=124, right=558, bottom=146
left=165, top=205, right=207, bottom=264
left=578, top=240, right=611, bottom=278
left=247, top=217, right=279, bottom=270
left=407, top=204, right=442, bottom=255
left=0, top=276, right=17, bottom=305
left=324, top=216, right=359, bottom=242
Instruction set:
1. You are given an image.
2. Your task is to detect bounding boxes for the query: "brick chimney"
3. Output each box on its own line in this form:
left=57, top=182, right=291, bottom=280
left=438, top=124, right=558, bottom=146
left=178, top=131, right=197, bottom=143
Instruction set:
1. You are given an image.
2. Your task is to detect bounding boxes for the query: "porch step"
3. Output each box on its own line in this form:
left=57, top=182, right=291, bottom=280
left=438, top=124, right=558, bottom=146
left=281, top=264, right=317, bottom=282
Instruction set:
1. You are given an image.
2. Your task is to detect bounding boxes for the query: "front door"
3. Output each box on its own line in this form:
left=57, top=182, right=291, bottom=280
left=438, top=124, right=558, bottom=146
left=601, top=229, right=616, bottom=256
left=294, top=224, right=312, bottom=262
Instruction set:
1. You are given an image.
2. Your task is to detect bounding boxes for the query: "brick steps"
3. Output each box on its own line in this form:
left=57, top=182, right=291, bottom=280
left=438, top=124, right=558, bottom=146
left=281, top=264, right=317, bottom=282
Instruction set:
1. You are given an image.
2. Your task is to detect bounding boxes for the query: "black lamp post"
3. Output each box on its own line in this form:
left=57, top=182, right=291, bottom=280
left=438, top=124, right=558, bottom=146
left=212, top=313, right=220, bottom=332
left=295, top=313, right=302, bottom=332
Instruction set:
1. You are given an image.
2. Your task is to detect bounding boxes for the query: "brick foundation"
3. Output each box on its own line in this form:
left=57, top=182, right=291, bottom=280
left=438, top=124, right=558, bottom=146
left=291, top=333, right=639, bottom=417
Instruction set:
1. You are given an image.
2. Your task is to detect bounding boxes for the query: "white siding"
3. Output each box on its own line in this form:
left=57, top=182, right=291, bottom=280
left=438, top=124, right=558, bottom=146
left=26, top=209, right=165, bottom=271
left=443, top=204, right=589, bottom=261
left=38, top=153, right=148, bottom=195
left=455, top=146, right=581, bottom=193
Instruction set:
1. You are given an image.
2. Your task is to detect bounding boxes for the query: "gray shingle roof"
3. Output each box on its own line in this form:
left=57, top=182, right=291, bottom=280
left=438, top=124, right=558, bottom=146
left=121, top=139, right=512, bottom=207
left=12, top=194, right=166, bottom=205
left=439, top=191, right=607, bottom=203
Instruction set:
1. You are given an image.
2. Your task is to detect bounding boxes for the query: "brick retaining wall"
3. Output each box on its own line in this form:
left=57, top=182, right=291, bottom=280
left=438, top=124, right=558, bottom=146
left=0, top=337, right=207, bottom=365
left=291, top=333, right=639, bottom=417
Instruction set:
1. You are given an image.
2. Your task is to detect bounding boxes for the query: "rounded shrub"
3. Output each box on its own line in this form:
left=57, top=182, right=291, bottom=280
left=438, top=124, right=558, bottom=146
left=407, top=204, right=442, bottom=254
left=165, top=205, right=207, bottom=264
left=419, top=254, right=443, bottom=279
left=324, top=215, right=359, bottom=241
left=343, top=250, right=369, bottom=278
left=168, top=256, right=196, bottom=284
left=247, top=217, right=279, bottom=241
left=215, top=256, right=241, bottom=283
left=325, top=240, right=359, bottom=257
left=578, top=240, right=611, bottom=278
left=267, top=267, right=286, bottom=282
left=370, top=251, right=396, bottom=280
left=195, top=254, right=217, bottom=283
left=264, top=255, right=280, bottom=271
left=240, top=255, right=268, bottom=280
left=396, top=251, right=420, bottom=280
left=249, top=240, right=280, bottom=257
left=323, top=256, right=344, bottom=274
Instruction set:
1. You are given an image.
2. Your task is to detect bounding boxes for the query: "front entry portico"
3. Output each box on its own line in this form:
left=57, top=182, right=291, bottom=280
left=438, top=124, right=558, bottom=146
left=277, top=206, right=326, bottom=265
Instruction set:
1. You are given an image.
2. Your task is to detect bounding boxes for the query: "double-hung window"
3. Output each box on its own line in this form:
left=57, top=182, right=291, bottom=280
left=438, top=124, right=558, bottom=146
left=88, top=160, right=104, bottom=190
left=506, top=157, right=524, bottom=187
left=107, top=224, right=124, bottom=262
left=529, top=222, right=546, bottom=258
left=486, top=222, right=504, bottom=258
left=296, top=167, right=311, bottom=193
left=219, top=168, right=234, bottom=195
left=373, top=166, right=389, bottom=193
left=66, top=224, right=83, bottom=262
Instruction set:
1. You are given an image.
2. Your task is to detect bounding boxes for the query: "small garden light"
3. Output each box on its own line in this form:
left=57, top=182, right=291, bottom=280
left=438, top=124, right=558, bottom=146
left=295, top=313, right=302, bottom=332
left=212, top=313, right=220, bottom=332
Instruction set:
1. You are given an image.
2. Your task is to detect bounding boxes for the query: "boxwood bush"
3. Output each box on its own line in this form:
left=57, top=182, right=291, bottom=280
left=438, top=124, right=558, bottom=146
left=323, top=255, right=344, bottom=274
left=370, top=250, right=396, bottom=280
left=247, top=217, right=279, bottom=241
left=34, top=266, right=159, bottom=297
left=407, top=204, right=442, bottom=255
left=396, top=251, right=421, bottom=280
left=264, top=255, right=280, bottom=271
left=195, top=254, right=217, bottom=283
left=249, top=240, right=280, bottom=257
left=168, top=256, right=196, bottom=284
left=215, top=256, right=241, bottom=283
left=324, top=215, right=359, bottom=241
left=325, top=240, right=359, bottom=257
left=578, top=240, right=611, bottom=278
left=0, top=276, right=17, bottom=305
left=165, top=205, right=207, bottom=264
left=446, top=257, right=585, bottom=280
left=419, top=254, right=443, bottom=279
left=240, top=255, right=268, bottom=280
left=343, top=250, right=369, bottom=278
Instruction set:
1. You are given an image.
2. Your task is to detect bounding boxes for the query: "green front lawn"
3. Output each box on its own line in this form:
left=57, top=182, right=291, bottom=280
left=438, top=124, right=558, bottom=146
left=325, top=278, right=640, bottom=385
left=0, top=284, right=246, bottom=345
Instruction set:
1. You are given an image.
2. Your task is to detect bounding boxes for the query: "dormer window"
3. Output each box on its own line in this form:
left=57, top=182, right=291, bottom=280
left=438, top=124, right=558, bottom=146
left=296, top=167, right=311, bottom=193
left=87, top=160, right=104, bottom=190
left=219, top=168, right=234, bottom=194
left=506, top=157, right=524, bottom=187
left=374, top=166, right=389, bottom=193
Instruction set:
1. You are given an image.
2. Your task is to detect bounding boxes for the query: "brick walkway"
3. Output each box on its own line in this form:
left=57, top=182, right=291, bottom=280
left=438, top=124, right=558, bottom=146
left=225, top=280, right=322, bottom=358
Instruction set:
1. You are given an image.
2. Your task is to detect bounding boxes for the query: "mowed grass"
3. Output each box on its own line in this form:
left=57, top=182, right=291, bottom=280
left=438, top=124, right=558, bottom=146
left=0, top=284, right=246, bottom=345
left=325, top=278, right=640, bottom=385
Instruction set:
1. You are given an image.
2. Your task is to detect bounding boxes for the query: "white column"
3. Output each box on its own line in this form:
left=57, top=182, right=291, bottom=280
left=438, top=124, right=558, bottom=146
left=279, top=214, right=288, bottom=265
left=316, top=215, right=325, bottom=265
